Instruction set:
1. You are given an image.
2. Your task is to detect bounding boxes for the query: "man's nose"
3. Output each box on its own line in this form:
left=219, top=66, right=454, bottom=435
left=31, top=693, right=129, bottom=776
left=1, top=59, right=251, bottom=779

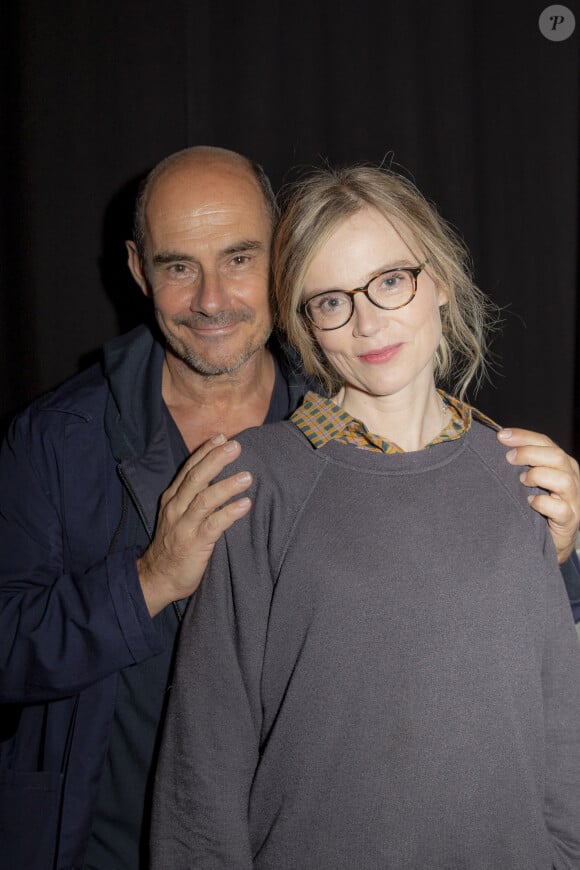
left=190, top=270, right=227, bottom=314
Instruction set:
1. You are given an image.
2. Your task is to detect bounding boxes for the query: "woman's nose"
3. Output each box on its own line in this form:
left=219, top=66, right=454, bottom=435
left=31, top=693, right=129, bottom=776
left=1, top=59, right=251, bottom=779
left=351, top=291, right=385, bottom=337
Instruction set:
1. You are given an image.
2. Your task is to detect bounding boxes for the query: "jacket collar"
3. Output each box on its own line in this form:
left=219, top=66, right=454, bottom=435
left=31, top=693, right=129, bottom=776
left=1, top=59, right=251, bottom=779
left=102, top=325, right=316, bottom=535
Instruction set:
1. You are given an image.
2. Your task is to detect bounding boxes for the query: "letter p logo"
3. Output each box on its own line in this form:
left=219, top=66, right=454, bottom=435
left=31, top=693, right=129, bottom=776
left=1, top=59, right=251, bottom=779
left=539, top=5, right=576, bottom=41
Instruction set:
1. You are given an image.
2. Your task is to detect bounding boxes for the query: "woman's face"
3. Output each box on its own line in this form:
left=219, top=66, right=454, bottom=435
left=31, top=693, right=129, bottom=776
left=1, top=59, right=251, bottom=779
left=302, top=207, right=448, bottom=403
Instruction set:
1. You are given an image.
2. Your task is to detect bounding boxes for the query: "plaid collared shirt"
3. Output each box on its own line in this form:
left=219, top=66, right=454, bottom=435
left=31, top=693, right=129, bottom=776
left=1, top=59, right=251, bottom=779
left=290, top=390, right=499, bottom=454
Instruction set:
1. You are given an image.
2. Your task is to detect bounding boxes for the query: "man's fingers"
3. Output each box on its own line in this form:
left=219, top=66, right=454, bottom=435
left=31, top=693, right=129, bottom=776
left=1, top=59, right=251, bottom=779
left=164, top=438, right=243, bottom=508
left=504, top=444, right=573, bottom=471
left=497, top=427, right=556, bottom=449
left=527, top=492, right=573, bottom=526
left=198, top=494, right=253, bottom=544
left=138, top=436, right=254, bottom=615
left=497, top=430, right=580, bottom=561
left=181, top=471, right=253, bottom=522
left=519, top=466, right=572, bottom=497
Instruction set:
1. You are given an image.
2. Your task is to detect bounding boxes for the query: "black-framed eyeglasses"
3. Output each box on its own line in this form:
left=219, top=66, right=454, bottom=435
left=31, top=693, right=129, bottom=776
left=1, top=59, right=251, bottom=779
left=300, top=262, right=428, bottom=331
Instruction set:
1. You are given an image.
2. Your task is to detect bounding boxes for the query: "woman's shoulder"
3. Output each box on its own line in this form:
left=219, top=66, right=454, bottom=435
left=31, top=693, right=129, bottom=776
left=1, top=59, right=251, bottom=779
left=237, top=419, right=311, bottom=456
left=224, top=420, right=321, bottom=486
left=466, top=415, right=542, bottom=517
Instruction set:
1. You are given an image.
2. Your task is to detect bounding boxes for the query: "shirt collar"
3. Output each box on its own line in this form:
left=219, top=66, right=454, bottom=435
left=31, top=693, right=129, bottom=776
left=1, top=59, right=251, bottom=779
left=290, top=390, right=499, bottom=454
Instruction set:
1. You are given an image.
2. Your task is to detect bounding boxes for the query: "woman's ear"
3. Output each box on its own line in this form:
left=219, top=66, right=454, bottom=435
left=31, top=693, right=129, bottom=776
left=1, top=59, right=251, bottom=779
left=437, top=284, right=449, bottom=307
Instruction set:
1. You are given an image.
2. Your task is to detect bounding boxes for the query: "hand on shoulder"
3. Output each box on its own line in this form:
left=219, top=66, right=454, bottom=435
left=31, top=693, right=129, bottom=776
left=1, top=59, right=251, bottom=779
left=137, top=435, right=253, bottom=616
left=498, top=427, right=580, bottom=563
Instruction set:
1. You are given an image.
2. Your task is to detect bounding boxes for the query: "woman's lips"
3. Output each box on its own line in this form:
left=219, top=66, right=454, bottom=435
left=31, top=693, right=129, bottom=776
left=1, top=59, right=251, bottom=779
left=358, top=343, right=403, bottom=364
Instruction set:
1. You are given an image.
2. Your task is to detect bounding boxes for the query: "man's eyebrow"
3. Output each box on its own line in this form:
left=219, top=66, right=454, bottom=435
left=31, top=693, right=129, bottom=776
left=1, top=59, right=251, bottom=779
left=152, top=251, right=196, bottom=266
left=151, top=240, right=265, bottom=267
left=220, top=239, right=265, bottom=257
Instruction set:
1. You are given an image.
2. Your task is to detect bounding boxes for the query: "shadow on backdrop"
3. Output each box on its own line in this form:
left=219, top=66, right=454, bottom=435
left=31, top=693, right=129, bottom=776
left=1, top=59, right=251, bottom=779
left=79, top=172, right=156, bottom=373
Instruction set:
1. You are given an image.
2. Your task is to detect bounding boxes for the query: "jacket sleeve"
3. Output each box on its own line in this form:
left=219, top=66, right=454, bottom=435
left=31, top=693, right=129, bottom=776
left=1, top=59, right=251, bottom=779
left=151, top=514, right=272, bottom=869
left=560, top=551, right=580, bottom=623
left=540, top=532, right=580, bottom=868
left=0, top=407, right=164, bottom=704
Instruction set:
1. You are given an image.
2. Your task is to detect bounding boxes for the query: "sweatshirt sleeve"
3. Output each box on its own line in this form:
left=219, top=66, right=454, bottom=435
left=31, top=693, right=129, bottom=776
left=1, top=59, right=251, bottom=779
left=151, top=513, right=273, bottom=869
left=0, top=407, right=163, bottom=704
left=539, top=530, right=580, bottom=868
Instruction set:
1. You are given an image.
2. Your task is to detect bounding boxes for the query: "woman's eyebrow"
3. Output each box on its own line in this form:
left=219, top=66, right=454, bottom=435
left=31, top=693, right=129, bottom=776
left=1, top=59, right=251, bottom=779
left=307, top=259, right=418, bottom=295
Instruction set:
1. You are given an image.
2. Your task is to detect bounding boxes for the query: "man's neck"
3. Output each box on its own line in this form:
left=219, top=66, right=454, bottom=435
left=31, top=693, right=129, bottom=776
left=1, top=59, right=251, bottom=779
left=161, top=347, right=276, bottom=451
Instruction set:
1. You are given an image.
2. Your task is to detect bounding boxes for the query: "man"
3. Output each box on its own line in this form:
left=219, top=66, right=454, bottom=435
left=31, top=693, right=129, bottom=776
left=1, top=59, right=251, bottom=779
left=0, top=146, right=578, bottom=870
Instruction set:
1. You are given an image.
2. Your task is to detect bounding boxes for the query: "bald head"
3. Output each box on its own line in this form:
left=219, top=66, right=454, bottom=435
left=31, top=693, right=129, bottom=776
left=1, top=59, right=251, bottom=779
left=133, top=146, right=277, bottom=260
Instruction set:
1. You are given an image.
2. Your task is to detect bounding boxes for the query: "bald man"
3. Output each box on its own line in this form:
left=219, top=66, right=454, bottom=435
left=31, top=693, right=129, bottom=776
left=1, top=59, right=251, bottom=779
left=0, top=146, right=578, bottom=870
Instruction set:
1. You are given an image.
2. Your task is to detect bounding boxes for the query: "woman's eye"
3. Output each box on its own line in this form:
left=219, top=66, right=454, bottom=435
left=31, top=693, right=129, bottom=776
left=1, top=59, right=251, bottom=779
left=318, top=294, right=347, bottom=312
left=382, top=273, right=403, bottom=288
left=374, top=271, right=411, bottom=294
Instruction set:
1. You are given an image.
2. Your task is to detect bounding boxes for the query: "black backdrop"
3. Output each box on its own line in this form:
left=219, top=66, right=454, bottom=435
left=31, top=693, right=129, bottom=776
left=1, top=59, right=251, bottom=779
left=1, top=1, right=578, bottom=450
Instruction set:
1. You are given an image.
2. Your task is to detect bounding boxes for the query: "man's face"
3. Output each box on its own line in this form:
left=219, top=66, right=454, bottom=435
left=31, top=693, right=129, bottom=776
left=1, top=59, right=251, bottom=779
left=128, top=161, right=273, bottom=377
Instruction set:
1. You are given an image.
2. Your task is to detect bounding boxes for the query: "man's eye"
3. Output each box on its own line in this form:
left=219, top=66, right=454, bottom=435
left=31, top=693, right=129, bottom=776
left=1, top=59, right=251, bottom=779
left=231, top=255, right=251, bottom=266
left=166, top=264, right=192, bottom=280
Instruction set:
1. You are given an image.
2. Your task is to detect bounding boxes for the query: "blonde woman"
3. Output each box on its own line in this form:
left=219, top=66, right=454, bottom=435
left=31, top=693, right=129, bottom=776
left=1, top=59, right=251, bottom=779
left=152, top=166, right=580, bottom=869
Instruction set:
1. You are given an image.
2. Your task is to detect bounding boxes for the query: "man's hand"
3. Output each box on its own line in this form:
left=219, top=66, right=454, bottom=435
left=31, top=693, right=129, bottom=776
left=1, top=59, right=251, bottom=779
left=137, top=434, right=252, bottom=616
left=498, top=427, right=580, bottom=564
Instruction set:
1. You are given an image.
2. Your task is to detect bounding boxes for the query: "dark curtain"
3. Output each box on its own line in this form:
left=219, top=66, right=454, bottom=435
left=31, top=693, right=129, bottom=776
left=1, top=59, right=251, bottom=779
left=1, top=0, right=578, bottom=450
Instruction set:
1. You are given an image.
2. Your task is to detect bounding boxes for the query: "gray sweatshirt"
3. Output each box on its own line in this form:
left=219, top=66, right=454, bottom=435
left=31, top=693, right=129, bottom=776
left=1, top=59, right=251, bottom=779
left=151, top=419, right=580, bottom=869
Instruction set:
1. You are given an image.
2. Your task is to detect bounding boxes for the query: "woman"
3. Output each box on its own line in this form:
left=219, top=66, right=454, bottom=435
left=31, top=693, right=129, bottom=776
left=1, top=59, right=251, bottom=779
left=151, top=166, right=580, bottom=869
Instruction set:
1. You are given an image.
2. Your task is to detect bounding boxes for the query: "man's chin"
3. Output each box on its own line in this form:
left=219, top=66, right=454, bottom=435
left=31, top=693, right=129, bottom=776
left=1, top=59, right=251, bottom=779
left=164, top=335, right=270, bottom=378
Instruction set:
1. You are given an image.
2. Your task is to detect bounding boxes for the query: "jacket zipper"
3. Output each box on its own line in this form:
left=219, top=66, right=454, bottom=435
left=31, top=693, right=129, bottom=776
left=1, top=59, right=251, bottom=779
left=116, top=465, right=183, bottom=623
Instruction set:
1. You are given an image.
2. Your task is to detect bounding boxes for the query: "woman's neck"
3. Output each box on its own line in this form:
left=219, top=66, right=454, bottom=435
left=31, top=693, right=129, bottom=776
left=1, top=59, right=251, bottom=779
left=336, top=381, right=448, bottom=453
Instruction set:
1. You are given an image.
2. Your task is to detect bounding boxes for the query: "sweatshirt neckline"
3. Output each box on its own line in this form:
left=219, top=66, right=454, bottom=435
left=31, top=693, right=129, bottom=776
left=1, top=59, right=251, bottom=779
left=288, top=418, right=472, bottom=476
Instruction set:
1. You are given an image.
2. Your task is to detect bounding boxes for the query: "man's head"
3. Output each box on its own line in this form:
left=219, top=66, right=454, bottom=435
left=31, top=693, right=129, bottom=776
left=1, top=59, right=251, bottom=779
left=127, top=146, right=277, bottom=377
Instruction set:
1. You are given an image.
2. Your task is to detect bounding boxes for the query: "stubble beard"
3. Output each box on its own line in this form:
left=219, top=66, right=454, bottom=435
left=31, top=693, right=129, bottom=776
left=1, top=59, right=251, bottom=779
left=158, top=310, right=273, bottom=377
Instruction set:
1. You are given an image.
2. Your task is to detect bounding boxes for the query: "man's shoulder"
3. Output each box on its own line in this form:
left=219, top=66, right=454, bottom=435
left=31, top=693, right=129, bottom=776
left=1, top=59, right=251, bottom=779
left=2, top=365, right=110, bottom=474
left=31, top=363, right=108, bottom=420
left=12, top=325, right=157, bottom=430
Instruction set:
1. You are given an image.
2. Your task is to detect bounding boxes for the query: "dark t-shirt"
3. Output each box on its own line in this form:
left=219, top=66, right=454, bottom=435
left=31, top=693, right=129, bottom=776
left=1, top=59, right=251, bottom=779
left=84, top=405, right=186, bottom=870
left=84, top=355, right=292, bottom=869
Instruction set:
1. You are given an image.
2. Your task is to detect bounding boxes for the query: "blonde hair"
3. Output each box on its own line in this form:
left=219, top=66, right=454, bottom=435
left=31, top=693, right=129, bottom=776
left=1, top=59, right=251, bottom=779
left=273, top=165, right=498, bottom=398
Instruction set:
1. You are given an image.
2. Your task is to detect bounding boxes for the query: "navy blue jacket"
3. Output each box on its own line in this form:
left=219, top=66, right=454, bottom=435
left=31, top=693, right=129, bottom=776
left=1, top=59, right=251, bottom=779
left=0, top=325, right=312, bottom=870
left=0, top=325, right=578, bottom=868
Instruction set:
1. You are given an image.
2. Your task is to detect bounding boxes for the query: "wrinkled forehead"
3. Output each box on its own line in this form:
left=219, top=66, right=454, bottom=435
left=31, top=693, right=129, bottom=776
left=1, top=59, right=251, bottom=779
left=144, top=162, right=272, bottom=244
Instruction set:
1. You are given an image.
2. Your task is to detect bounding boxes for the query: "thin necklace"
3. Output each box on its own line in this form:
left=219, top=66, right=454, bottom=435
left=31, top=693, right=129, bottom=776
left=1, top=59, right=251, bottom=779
left=440, top=396, right=450, bottom=426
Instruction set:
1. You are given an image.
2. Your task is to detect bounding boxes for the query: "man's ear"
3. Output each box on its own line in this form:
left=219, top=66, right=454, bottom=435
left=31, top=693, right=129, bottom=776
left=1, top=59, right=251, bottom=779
left=126, top=240, right=152, bottom=298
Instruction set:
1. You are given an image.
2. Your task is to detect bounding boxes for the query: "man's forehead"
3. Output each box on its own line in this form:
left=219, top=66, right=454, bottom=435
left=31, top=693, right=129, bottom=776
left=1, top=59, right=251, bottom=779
left=149, top=160, right=261, bottom=206
left=145, top=197, right=270, bottom=241
left=145, top=170, right=269, bottom=236
left=154, top=199, right=257, bottom=222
